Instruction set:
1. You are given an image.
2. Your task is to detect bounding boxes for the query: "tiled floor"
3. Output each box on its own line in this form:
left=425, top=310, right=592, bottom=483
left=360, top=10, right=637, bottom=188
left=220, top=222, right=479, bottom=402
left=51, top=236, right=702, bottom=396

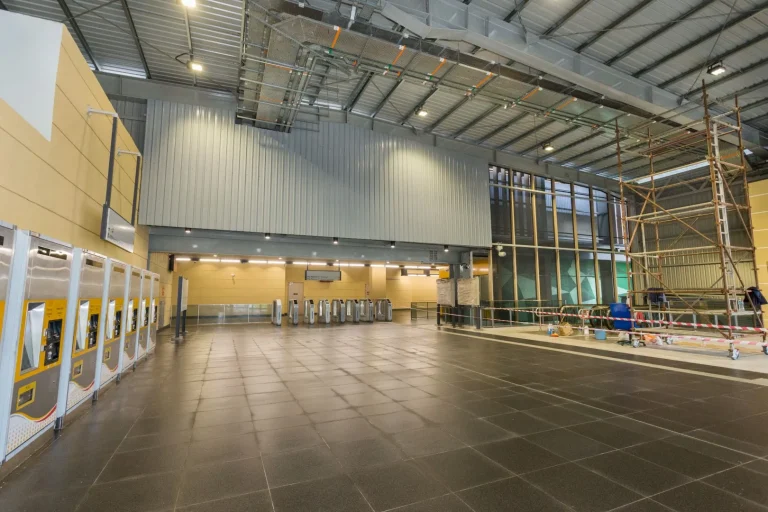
left=1, top=318, right=768, bottom=512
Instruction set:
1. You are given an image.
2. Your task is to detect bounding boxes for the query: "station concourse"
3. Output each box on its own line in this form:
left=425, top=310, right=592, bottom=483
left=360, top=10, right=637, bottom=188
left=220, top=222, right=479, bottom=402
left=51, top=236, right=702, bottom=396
left=1, top=1, right=768, bottom=511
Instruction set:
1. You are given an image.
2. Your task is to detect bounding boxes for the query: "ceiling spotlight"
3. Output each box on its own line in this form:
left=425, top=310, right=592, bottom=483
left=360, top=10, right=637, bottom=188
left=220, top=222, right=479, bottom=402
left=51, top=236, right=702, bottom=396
left=390, top=241, right=396, bottom=249
left=188, top=60, right=203, bottom=72
left=264, top=233, right=271, bottom=240
left=707, top=61, right=726, bottom=76
left=184, top=227, right=192, bottom=234
left=444, top=245, right=449, bottom=252
left=333, top=237, right=339, bottom=245
left=181, top=0, right=196, bottom=7
left=543, top=143, right=555, bottom=152
left=416, top=108, right=428, bottom=117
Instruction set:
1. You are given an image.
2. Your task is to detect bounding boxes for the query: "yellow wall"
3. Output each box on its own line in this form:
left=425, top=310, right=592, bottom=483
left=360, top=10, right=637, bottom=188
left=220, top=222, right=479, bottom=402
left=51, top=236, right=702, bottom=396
left=169, top=262, right=438, bottom=310
left=0, top=29, right=145, bottom=268
left=751, top=179, right=768, bottom=301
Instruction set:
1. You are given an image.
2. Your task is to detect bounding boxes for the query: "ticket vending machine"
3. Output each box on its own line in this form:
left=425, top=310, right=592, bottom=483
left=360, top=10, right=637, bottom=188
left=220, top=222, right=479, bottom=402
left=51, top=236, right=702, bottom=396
left=148, top=273, right=160, bottom=354
left=1, top=234, right=74, bottom=458
left=317, top=300, right=331, bottom=324
left=122, top=269, right=141, bottom=371
left=100, top=263, right=128, bottom=387
left=272, top=300, right=282, bottom=326
left=64, top=253, right=105, bottom=415
left=359, top=299, right=374, bottom=322
left=304, top=299, right=315, bottom=325
left=346, top=299, right=360, bottom=323
left=137, top=272, right=149, bottom=362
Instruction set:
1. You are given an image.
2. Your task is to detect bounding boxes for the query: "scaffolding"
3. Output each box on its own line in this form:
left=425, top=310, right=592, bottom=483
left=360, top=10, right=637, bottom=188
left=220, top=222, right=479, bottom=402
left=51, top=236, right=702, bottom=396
left=615, top=82, right=764, bottom=340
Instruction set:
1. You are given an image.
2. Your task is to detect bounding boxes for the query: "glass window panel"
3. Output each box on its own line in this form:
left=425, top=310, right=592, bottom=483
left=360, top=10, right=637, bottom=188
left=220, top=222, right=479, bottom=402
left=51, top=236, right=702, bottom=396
left=559, top=251, right=578, bottom=305
left=615, top=255, right=630, bottom=302
left=490, top=184, right=512, bottom=244
left=516, top=248, right=537, bottom=304
left=598, top=255, right=615, bottom=304
left=492, top=251, right=515, bottom=302
left=538, top=249, right=558, bottom=305
left=555, top=182, right=575, bottom=248
left=514, top=188, right=535, bottom=245
left=610, top=194, right=625, bottom=250
left=593, top=190, right=611, bottom=250
left=579, top=251, right=597, bottom=304
left=489, top=166, right=510, bottom=186
left=535, top=189, right=555, bottom=247
left=574, top=185, right=594, bottom=247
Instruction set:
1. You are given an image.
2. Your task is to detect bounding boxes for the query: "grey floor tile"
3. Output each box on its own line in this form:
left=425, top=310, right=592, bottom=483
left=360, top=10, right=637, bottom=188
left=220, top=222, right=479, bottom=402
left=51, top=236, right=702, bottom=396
left=654, top=481, right=768, bottom=512
left=475, top=437, right=567, bottom=474
left=459, top=477, right=572, bottom=512
left=388, top=494, right=472, bottom=512
left=368, top=411, right=427, bottom=433
left=187, top=433, right=260, bottom=466
left=577, top=451, right=691, bottom=496
left=257, top=425, right=324, bottom=453
left=625, top=440, right=734, bottom=479
left=330, top=436, right=405, bottom=468
left=177, top=456, right=267, bottom=506
left=415, top=447, right=510, bottom=491
left=177, top=490, right=273, bottom=512
left=702, top=466, right=768, bottom=508
left=391, top=427, right=465, bottom=457
left=271, top=474, right=370, bottom=512
left=485, top=411, right=559, bottom=436
left=352, top=460, right=447, bottom=511
left=263, top=445, right=343, bottom=488
left=524, top=428, right=614, bottom=460
left=78, top=471, right=181, bottom=512
left=567, top=420, right=656, bottom=449
left=315, top=417, right=380, bottom=443
left=97, top=444, right=189, bottom=482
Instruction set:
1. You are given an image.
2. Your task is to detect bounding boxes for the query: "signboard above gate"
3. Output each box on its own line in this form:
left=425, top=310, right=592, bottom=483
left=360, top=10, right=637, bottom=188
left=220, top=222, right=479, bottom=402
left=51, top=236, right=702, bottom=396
left=305, top=270, right=342, bottom=282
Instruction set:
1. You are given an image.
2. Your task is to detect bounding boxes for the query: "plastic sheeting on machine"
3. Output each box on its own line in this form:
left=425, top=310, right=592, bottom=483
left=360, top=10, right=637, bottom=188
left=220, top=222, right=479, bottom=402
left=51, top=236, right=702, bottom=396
left=436, top=279, right=455, bottom=306
left=457, top=277, right=480, bottom=306
left=272, top=299, right=282, bottom=326
left=317, top=300, right=331, bottom=324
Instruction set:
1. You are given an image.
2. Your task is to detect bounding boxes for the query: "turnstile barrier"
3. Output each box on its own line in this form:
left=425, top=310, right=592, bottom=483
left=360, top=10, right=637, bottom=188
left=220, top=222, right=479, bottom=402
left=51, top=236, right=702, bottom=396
left=317, top=300, right=331, bottom=324
left=359, top=299, right=374, bottom=322
left=346, top=299, right=360, bottom=323
left=287, top=300, right=299, bottom=325
left=331, top=299, right=346, bottom=323
left=272, top=299, right=282, bottom=326
left=304, top=299, right=315, bottom=325
left=375, top=299, right=393, bottom=322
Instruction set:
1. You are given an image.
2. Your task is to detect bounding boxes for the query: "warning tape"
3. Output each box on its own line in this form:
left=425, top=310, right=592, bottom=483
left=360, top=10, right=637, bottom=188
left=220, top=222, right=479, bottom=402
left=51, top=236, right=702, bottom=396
left=423, top=308, right=768, bottom=348
left=479, top=306, right=768, bottom=334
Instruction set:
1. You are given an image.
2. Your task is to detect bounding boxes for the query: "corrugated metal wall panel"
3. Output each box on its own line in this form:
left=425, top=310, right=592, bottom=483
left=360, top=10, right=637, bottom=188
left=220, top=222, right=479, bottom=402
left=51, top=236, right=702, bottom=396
left=140, top=100, right=492, bottom=247
left=109, top=97, right=147, bottom=153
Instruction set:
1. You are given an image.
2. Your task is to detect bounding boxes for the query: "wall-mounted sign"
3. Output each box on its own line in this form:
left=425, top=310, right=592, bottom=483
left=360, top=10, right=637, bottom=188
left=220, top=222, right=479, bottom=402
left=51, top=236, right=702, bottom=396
left=305, top=270, right=341, bottom=281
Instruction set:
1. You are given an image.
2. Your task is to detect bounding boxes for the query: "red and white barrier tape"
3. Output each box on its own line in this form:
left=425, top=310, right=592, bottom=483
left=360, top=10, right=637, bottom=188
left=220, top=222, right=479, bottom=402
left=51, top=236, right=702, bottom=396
left=480, top=306, right=768, bottom=334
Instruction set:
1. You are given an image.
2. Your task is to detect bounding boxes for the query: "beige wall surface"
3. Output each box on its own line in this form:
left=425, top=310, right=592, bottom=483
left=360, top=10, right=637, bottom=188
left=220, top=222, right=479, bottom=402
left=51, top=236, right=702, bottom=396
left=0, top=29, right=145, bottom=269
left=750, top=179, right=768, bottom=302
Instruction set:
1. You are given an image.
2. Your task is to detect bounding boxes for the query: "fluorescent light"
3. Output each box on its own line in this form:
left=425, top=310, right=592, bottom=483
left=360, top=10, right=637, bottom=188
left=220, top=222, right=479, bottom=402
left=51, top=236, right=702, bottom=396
left=370, top=264, right=385, bottom=268
left=176, top=257, right=191, bottom=262
left=310, top=262, right=328, bottom=266
left=291, top=261, right=308, bottom=265
left=199, top=258, right=219, bottom=263
left=707, top=61, right=726, bottom=76
left=336, top=263, right=349, bottom=267
left=220, top=259, right=240, bottom=263
left=417, top=266, right=431, bottom=269
left=404, top=265, right=418, bottom=269
left=635, top=160, right=710, bottom=184
left=181, top=0, right=196, bottom=7
left=248, top=260, right=267, bottom=264
left=270, top=260, right=285, bottom=265
left=408, top=274, right=428, bottom=277
left=347, top=263, right=365, bottom=267
left=385, top=265, right=399, bottom=268
left=188, top=61, right=203, bottom=72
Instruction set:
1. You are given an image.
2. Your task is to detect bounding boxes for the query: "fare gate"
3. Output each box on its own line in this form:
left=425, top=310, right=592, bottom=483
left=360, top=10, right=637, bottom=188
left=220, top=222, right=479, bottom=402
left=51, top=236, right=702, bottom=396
left=332, top=299, right=346, bottom=324
left=317, top=300, right=331, bottom=324
left=346, top=299, right=360, bottom=323
left=359, top=299, right=374, bottom=322
left=287, top=300, right=299, bottom=325
left=376, top=299, right=393, bottom=322
left=272, top=299, right=282, bottom=326
left=304, top=299, right=315, bottom=325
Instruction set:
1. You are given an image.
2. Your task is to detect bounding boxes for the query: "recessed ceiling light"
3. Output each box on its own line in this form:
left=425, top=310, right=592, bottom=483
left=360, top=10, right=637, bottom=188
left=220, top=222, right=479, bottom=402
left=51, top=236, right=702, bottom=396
left=707, top=61, right=726, bottom=76
left=444, top=245, right=449, bottom=252
left=390, top=241, right=396, bottom=248
left=184, top=227, right=192, bottom=234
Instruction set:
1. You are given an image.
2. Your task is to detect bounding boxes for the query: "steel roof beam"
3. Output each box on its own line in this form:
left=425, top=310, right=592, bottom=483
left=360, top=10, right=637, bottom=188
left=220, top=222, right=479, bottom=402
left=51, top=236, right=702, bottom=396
left=183, top=5, right=196, bottom=86
left=503, top=0, right=535, bottom=22
left=576, top=0, right=656, bottom=53
left=345, top=71, right=373, bottom=111
left=659, top=32, right=768, bottom=89
left=119, top=0, right=150, bottom=79
left=542, top=0, right=592, bottom=37
left=745, top=111, right=768, bottom=125
left=370, top=79, right=402, bottom=118
left=425, top=96, right=470, bottom=132
left=56, top=0, right=100, bottom=71
left=633, top=1, right=768, bottom=77
left=604, top=0, right=718, bottom=66
left=498, top=117, right=556, bottom=150
left=400, top=87, right=438, bottom=125
left=452, top=105, right=501, bottom=137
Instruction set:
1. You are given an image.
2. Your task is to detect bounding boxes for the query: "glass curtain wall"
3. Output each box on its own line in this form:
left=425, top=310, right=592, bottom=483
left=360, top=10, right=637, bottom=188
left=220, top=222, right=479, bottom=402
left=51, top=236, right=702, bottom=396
left=489, top=165, right=626, bottom=308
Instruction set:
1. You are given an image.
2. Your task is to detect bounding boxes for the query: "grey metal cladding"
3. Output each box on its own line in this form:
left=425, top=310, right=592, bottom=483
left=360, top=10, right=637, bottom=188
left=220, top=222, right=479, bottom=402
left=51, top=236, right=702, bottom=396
left=140, top=100, right=492, bottom=247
